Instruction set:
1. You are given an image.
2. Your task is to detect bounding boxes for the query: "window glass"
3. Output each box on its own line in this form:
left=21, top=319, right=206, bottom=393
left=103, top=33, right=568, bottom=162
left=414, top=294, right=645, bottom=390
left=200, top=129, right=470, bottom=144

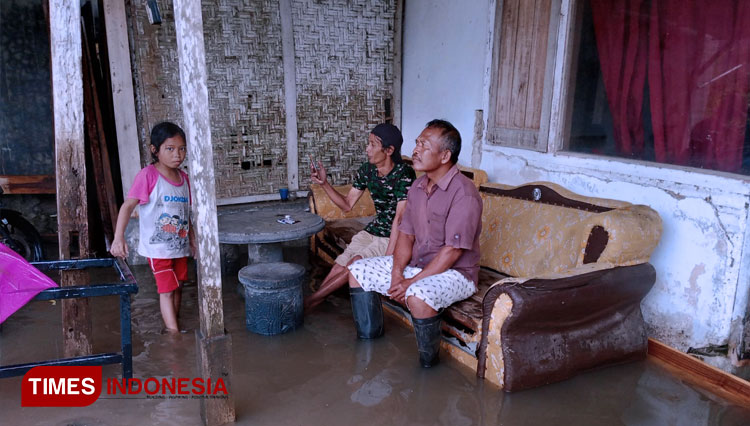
left=568, top=0, right=750, bottom=174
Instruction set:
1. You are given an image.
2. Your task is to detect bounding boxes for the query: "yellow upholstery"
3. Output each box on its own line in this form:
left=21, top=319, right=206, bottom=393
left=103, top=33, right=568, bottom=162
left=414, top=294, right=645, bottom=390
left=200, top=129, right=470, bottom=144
left=479, top=193, right=593, bottom=277
left=478, top=182, right=662, bottom=278
left=585, top=204, right=662, bottom=266
left=309, top=184, right=376, bottom=220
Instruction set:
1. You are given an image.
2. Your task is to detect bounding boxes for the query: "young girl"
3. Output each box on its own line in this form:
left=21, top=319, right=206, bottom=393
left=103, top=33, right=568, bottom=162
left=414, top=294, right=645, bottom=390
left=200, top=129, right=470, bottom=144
left=111, top=122, right=195, bottom=333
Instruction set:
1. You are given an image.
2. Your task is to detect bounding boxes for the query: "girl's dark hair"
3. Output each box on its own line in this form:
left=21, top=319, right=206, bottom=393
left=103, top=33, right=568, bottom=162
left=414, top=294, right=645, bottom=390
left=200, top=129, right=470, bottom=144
left=150, top=122, right=186, bottom=162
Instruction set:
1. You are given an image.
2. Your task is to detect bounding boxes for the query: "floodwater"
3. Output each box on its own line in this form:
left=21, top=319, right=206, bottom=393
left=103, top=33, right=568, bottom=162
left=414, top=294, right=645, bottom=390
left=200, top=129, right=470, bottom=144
left=2, top=257, right=750, bottom=425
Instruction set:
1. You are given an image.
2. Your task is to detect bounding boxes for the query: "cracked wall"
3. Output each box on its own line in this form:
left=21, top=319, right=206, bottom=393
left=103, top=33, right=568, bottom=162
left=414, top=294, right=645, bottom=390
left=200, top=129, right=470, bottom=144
left=476, top=147, right=750, bottom=370
left=401, top=0, right=750, bottom=373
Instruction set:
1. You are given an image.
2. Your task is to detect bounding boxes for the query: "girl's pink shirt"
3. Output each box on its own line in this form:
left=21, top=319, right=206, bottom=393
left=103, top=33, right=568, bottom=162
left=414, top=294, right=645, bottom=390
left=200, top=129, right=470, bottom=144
left=127, top=164, right=191, bottom=205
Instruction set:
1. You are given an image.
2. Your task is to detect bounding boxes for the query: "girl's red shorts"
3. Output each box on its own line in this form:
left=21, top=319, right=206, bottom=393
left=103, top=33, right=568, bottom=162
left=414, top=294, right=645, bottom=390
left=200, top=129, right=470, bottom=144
left=147, top=257, right=188, bottom=293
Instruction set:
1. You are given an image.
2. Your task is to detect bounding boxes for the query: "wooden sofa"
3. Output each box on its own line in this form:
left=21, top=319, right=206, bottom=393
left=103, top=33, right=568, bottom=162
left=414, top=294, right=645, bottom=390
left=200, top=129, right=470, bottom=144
left=309, top=170, right=662, bottom=392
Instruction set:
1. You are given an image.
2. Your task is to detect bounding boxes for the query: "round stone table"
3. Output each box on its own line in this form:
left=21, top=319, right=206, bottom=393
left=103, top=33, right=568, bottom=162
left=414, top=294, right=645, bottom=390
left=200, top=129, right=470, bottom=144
left=218, top=210, right=325, bottom=264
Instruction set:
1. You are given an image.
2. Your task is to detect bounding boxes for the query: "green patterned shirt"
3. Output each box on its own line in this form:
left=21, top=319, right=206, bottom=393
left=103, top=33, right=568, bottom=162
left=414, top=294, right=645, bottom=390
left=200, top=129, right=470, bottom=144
left=352, top=162, right=416, bottom=238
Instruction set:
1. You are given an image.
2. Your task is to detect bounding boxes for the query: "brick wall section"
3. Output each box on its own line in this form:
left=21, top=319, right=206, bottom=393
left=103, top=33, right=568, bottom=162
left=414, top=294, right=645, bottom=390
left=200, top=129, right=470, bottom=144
left=127, top=0, right=394, bottom=197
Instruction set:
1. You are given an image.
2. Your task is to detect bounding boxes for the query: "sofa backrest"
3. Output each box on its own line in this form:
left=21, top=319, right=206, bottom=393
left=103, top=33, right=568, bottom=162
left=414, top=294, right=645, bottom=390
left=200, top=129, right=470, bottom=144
left=478, top=182, right=662, bottom=278
left=309, top=160, right=488, bottom=221
left=401, top=156, right=489, bottom=188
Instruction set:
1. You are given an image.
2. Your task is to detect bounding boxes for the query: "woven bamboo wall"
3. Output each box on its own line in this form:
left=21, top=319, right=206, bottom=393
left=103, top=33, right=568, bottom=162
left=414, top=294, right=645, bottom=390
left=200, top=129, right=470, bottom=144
left=128, top=0, right=394, bottom=198
left=293, top=0, right=395, bottom=186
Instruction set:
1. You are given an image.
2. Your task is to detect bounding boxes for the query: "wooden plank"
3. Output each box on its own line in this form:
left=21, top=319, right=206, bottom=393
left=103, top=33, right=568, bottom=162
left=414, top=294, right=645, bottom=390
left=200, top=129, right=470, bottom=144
left=172, top=0, right=235, bottom=423
left=548, top=0, right=577, bottom=153
left=494, top=0, right=520, bottom=127
left=0, top=175, right=56, bottom=194
left=509, top=0, right=535, bottom=128
left=524, top=0, right=552, bottom=129
left=489, top=127, right=539, bottom=149
left=648, top=338, right=750, bottom=408
left=81, top=19, right=116, bottom=245
left=537, top=0, right=562, bottom=153
left=50, top=0, right=92, bottom=358
left=102, top=0, right=141, bottom=198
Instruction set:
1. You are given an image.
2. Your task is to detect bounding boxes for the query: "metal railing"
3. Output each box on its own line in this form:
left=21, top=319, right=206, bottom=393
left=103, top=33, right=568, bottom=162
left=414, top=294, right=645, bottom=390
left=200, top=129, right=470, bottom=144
left=0, top=258, right=138, bottom=379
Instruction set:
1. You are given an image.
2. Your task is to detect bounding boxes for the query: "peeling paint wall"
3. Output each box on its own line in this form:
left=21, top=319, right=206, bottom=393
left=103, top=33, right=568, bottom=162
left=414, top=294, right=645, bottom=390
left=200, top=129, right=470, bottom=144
left=402, top=0, right=750, bottom=372
left=401, top=0, right=490, bottom=167
left=479, top=149, right=750, bottom=365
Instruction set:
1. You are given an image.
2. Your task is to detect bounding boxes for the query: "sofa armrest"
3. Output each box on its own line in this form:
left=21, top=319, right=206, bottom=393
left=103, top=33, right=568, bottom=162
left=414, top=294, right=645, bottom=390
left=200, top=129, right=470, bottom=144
left=309, top=184, right=376, bottom=220
left=476, top=263, right=656, bottom=391
left=580, top=204, right=662, bottom=266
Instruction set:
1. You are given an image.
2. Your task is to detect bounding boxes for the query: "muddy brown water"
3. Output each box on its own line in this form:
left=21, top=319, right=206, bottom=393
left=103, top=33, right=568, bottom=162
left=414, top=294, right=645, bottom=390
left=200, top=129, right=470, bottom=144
left=1, top=261, right=749, bottom=426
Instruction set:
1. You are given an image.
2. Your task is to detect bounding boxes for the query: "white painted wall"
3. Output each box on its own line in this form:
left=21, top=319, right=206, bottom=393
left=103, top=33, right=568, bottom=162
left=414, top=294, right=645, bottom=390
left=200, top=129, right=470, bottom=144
left=402, top=0, right=750, bottom=371
left=401, top=0, right=491, bottom=162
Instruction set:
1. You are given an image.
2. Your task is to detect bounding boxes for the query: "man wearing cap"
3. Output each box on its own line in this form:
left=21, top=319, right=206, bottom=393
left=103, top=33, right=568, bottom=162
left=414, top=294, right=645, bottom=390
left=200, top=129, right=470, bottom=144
left=305, top=123, right=416, bottom=311
left=347, top=119, right=482, bottom=368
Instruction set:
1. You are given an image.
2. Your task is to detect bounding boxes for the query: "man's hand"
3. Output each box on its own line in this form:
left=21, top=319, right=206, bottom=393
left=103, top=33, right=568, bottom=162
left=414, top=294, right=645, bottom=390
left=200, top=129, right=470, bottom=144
left=310, top=161, right=328, bottom=185
left=110, top=237, right=128, bottom=258
left=389, top=274, right=413, bottom=305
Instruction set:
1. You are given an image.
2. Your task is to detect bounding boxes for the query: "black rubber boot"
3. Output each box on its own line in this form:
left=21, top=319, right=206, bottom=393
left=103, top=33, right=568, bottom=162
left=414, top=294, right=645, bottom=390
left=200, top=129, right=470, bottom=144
left=350, top=287, right=384, bottom=339
left=413, top=315, right=442, bottom=367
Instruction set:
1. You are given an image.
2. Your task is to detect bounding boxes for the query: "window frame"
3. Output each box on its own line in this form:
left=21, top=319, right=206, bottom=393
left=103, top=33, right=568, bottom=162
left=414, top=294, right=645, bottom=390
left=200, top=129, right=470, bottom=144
left=486, top=0, right=562, bottom=152
left=547, top=0, right=750, bottom=178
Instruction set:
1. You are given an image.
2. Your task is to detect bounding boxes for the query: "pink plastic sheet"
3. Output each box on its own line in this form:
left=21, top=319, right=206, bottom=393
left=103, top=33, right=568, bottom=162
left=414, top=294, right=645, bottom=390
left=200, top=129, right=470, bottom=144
left=0, top=242, right=57, bottom=324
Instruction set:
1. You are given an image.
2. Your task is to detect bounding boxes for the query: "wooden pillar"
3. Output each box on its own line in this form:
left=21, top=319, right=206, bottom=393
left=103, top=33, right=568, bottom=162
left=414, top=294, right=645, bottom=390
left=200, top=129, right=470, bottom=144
left=49, top=0, right=93, bottom=358
left=279, top=0, right=299, bottom=191
left=393, top=0, right=404, bottom=129
left=471, top=109, right=484, bottom=168
left=172, top=1, right=235, bottom=424
left=102, top=0, right=141, bottom=198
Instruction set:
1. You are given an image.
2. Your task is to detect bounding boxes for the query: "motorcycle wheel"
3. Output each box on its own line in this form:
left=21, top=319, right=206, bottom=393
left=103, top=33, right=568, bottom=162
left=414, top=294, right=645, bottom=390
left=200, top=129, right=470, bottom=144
left=0, top=210, right=44, bottom=262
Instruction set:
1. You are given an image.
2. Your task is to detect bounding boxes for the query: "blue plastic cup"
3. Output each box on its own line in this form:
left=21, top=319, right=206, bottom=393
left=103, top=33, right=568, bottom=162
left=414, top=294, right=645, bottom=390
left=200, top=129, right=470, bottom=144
left=279, top=188, right=289, bottom=201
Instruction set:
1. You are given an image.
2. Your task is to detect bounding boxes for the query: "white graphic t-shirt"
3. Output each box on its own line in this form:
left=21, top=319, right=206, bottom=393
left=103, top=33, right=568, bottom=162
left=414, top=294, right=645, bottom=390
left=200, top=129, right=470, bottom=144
left=127, top=165, right=191, bottom=259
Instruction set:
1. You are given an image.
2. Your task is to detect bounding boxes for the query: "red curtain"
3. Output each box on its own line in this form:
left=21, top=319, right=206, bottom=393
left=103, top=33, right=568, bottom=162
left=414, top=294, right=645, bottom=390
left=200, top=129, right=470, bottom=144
left=649, top=0, right=750, bottom=172
left=590, top=0, right=649, bottom=157
left=592, top=0, right=750, bottom=173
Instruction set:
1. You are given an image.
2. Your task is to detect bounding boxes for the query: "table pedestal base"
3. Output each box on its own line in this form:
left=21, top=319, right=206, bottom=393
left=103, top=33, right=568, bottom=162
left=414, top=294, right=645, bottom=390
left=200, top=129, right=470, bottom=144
left=247, top=243, right=283, bottom=264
